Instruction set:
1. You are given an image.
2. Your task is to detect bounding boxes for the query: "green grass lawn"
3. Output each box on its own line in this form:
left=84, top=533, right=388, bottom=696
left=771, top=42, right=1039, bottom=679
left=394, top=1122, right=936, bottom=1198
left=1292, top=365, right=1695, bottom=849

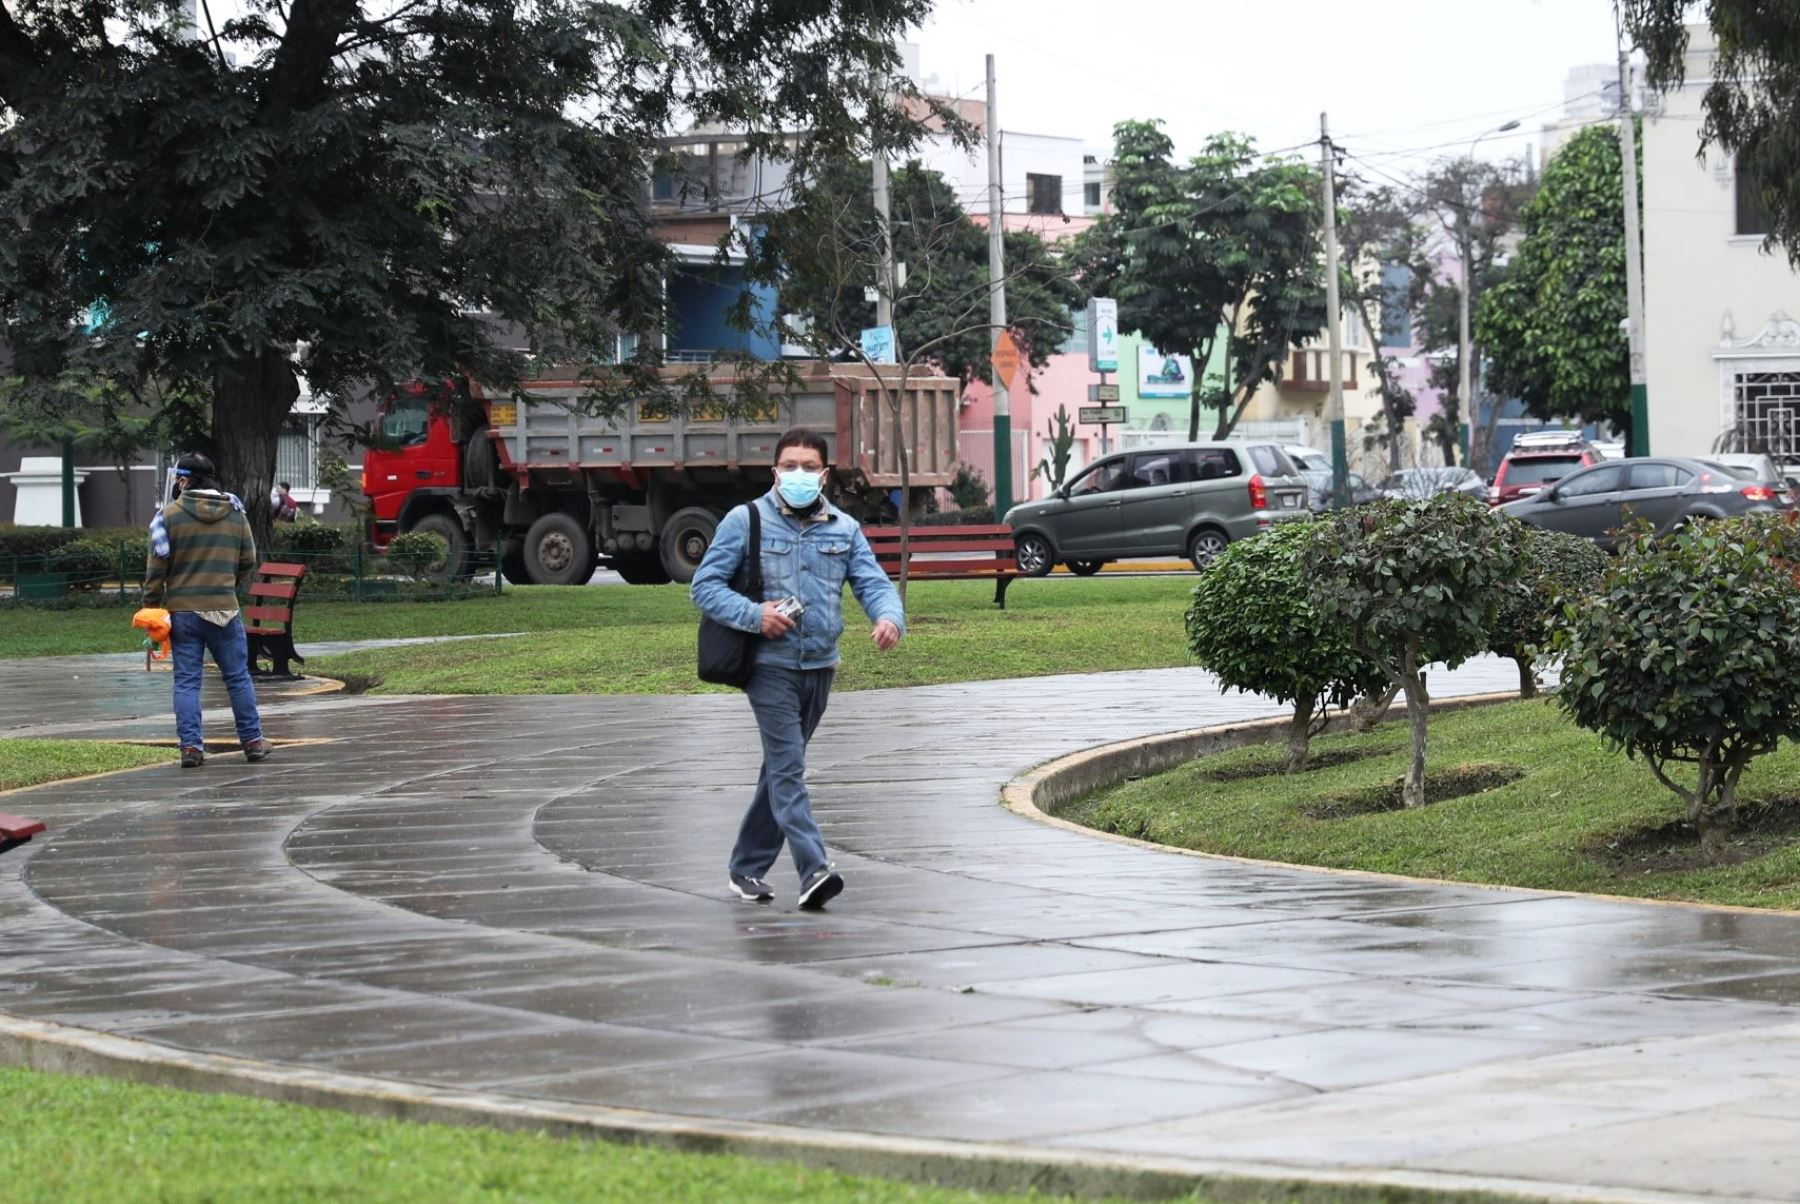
left=0, top=1066, right=1514, bottom=1204
left=0, top=738, right=167, bottom=792
left=303, top=578, right=1197, bottom=695
left=1059, top=698, right=1800, bottom=910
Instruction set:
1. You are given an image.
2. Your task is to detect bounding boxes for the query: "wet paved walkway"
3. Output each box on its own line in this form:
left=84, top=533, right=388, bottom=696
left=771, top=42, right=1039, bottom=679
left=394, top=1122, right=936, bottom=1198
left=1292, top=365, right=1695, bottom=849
left=5, top=660, right=1800, bottom=1201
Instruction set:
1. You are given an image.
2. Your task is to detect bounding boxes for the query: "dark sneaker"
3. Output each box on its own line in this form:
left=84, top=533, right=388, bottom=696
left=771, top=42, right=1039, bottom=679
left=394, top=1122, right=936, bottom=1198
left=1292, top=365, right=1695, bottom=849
left=243, top=738, right=273, bottom=763
left=797, top=865, right=844, bottom=911
left=728, top=872, right=774, bottom=903
left=180, top=746, right=205, bottom=769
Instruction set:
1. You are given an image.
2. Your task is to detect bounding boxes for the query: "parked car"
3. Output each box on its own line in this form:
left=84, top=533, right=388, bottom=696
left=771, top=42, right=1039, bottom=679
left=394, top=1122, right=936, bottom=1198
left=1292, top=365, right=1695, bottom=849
left=1300, top=469, right=1380, bottom=512
left=1005, top=442, right=1310, bottom=575
left=1491, top=431, right=1600, bottom=505
left=1283, top=444, right=1332, bottom=474
left=1499, top=455, right=1796, bottom=548
left=1375, top=466, right=1486, bottom=500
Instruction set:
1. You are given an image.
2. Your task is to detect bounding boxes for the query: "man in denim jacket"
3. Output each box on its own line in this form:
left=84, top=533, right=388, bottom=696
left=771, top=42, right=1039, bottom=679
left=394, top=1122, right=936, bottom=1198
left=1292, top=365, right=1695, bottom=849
left=691, top=428, right=904, bottom=909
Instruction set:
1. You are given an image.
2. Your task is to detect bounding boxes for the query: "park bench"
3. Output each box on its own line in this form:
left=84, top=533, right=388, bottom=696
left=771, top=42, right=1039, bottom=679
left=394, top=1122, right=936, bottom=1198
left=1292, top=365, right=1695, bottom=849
left=245, top=561, right=309, bottom=679
left=0, top=814, right=45, bottom=858
left=865, top=524, right=1020, bottom=609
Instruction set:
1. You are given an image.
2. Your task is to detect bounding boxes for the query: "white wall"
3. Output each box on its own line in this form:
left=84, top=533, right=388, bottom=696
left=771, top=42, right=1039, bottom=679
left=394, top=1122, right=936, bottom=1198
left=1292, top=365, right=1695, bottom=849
left=914, top=129, right=1087, bottom=218
left=1643, top=28, right=1800, bottom=460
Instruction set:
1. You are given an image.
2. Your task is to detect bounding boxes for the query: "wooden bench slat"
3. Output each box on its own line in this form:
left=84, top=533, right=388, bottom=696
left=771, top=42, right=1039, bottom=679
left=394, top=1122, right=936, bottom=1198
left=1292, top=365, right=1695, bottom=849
left=0, top=814, right=46, bottom=840
left=870, top=540, right=1014, bottom=555
left=864, top=524, right=1012, bottom=538
left=256, top=562, right=308, bottom=577
left=249, top=581, right=300, bottom=601
left=896, top=564, right=1018, bottom=576
left=244, top=605, right=294, bottom=623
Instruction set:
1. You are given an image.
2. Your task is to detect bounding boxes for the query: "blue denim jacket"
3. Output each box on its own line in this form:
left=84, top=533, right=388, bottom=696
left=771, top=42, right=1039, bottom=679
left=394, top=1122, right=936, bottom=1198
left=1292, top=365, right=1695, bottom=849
left=691, top=491, right=905, bottom=670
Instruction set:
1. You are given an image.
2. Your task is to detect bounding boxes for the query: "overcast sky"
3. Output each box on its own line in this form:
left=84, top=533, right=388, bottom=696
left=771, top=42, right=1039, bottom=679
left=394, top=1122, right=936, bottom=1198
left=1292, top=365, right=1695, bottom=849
left=908, top=0, right=1626, bottom=172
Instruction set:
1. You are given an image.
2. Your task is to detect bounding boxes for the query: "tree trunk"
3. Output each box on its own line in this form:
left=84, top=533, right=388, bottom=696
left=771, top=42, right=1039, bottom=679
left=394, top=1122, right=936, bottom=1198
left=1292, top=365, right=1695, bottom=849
left=211, top=346, right=298, bottom=556
left=1187, top=382, right=1202, bottom=443
left=1400, top=646, right=1430, bottom=808
left=1285, top=695, right=1314, bottom=773
left=1515, top=656, right=1537, bottom=700
left=1693, top=755, right=1723, bottom=865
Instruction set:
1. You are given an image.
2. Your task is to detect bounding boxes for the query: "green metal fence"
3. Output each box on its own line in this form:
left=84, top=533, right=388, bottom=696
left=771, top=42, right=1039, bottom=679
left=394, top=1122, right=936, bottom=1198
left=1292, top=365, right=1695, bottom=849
left=0, top=542, right=504, bottom=609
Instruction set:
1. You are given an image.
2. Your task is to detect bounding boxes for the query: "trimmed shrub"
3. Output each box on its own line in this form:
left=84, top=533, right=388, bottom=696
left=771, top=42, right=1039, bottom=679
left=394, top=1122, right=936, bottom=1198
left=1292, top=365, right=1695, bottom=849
left=47, top=539, right=115, bottom=590
left=949, top=463, right=991, bottom=511
left=270, top=521, right=357, bottom=573
left=387, top=530, right=451, bottom=579
left=916, top=506, right=997, bottom=527
left=1488, top=526, right=1606, bottom=699
left=1552, top=516, right=1800, bottom=862
left=1187, top=522, right=1388, bottom=771
left=1304, top=494, right=1524, bottom=808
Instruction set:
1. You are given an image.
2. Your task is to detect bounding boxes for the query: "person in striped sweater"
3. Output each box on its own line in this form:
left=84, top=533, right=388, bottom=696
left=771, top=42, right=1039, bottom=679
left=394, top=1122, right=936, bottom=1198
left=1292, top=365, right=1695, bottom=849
left=144, top=453, right=272, bottom=769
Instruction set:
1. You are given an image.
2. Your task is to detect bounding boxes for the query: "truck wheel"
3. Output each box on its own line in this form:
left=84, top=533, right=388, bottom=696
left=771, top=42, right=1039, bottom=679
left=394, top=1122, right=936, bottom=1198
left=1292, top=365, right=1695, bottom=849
left=463, top=426, right=499, bottom=491
left=523, top=512, right=594, bottom=586
left=659, top=506, right=721, bottom=584
left=499, top=537, right=531, bottom=586
left=407, top=513, right=469, bottom=579
left=612, top=555, right=674, bottom=585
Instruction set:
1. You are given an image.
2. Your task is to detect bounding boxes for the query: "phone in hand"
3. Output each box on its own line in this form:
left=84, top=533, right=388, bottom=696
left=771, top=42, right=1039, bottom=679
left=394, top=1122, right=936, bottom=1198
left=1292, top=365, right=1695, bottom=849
left=773, top=595, right=805, bottom=621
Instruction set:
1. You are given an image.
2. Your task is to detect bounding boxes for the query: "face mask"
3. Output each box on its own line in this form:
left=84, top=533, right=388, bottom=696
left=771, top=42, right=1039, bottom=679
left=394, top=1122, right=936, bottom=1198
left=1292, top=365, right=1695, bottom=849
left=777, top=469, right=824, bottom=508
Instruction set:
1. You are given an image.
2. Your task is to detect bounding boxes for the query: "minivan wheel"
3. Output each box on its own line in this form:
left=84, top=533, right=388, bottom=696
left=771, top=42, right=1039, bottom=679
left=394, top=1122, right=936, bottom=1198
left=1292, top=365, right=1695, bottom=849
left=1014, top=533, right=1054, bottom=577
left=1187, top=528, right=1229, bottom=572
left=1067, top=559, right=1104, bottom=577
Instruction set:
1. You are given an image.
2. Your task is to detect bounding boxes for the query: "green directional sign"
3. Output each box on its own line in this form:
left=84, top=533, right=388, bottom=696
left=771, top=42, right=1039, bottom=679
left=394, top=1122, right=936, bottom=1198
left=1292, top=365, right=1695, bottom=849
left=1087, top=297, right=1118, bottom=373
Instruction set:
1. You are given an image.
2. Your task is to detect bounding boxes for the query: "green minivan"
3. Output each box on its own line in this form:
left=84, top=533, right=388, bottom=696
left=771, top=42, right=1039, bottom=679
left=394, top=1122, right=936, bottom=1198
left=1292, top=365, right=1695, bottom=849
left=1004, top=442, right=1311, bottom=575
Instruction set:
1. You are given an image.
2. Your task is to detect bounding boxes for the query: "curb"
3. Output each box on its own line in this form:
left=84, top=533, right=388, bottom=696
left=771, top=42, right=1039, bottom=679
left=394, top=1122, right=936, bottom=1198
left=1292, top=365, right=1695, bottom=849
left=0, top=1012, right=1718, bottom=1204
left=1000, top=695, right=1800, bottom=918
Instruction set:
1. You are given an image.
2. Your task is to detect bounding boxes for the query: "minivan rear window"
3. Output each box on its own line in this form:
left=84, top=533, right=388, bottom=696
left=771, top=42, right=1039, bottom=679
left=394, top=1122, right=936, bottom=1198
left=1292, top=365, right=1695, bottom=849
left=1248, top=446, right=1289, bottom=476
left=1502, top=455, right=1581, bottom=486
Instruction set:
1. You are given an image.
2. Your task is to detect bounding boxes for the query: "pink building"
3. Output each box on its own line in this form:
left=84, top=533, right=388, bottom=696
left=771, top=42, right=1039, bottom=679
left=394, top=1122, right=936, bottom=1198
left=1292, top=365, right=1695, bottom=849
left=959, top=346, right=1120, bottom=505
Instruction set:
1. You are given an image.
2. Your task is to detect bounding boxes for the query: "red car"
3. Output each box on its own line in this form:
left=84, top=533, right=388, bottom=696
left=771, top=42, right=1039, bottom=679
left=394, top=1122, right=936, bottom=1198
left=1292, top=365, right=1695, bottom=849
left=1490, top=432, right=1601, bottom=505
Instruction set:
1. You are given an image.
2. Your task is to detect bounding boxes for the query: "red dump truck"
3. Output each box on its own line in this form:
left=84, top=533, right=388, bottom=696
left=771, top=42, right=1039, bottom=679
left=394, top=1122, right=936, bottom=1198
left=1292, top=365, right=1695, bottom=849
left=363, top=363, right=960, bottom=585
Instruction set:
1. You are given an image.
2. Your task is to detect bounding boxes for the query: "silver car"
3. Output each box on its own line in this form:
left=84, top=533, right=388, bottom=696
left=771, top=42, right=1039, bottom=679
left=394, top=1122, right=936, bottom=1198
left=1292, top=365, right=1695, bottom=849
left=1005, top=442, right=1311, bottom=575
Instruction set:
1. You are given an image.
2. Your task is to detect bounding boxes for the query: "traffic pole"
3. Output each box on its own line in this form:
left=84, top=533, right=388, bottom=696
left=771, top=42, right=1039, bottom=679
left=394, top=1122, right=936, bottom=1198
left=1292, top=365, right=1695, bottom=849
left=60, top=439, right=75, bottom=528
left=1320, top=113, right=1349, bottom=506
left=1618, top=44, right=1649, bottom=454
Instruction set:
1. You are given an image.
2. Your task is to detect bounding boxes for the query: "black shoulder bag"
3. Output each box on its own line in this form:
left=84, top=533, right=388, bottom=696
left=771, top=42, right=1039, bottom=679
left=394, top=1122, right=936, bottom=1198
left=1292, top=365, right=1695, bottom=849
left=697, top=503, right=762, bottom=688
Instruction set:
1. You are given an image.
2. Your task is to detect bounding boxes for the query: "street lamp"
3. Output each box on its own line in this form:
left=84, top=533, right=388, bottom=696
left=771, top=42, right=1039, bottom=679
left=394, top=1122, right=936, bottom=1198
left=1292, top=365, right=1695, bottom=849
left=1459, top=119, right=1521, bottom=471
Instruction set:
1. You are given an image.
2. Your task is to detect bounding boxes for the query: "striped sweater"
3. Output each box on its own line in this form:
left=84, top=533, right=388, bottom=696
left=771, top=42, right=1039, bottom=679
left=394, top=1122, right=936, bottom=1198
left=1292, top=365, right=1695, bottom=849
left=143, top=491, right=258, bottom=612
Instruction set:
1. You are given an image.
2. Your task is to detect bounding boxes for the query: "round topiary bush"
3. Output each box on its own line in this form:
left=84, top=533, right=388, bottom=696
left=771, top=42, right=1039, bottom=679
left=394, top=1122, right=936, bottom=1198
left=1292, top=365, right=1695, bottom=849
left=1488, top=525, right=1606, bottom=699
left=386, top=530, right=451, bottom=579
left=270, top=521, right=356, bottom=573
left=1187, top=521, right=1388, bottom=771
left=1552, top=515, right=1800, bottom=862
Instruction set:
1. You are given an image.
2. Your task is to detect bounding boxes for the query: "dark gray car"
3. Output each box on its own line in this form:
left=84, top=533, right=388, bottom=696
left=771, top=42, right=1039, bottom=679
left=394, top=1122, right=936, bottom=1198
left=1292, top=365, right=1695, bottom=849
left=1005, top=442, right=1310, bottom=574
left=1499, top=456, right=1795, bottom=548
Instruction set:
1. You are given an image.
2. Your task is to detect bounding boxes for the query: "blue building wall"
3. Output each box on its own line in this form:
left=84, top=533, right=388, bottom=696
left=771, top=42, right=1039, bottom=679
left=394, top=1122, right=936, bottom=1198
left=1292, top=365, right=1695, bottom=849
left=1469, top=395, right=1607, bottom=477
left=668, top=265, right=781, bottom=360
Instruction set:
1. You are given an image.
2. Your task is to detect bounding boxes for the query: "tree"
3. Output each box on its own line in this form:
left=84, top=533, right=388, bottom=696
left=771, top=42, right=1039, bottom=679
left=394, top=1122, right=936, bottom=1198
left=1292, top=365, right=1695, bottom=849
left=1487, top=525, right=1606, bottom=699
left=1074, top=121, right=1326, bottom=442
left=1479, top=126, right=1636, bottom=446
left=1407, top=158, right=1537, bottom=469
left=0, top=0, right=934, bottom=544
left=1552, top=516, right=1800, bottom=862
left=1304, top=494, right=1522, bottom=809
left=1337, top=178, right=1427, bottom=471
left=1628, top=2, right=1800, bottom=263
left=750, top=159, right=1077, bottom=598
left=1186, top=522, right=1388, bottom=772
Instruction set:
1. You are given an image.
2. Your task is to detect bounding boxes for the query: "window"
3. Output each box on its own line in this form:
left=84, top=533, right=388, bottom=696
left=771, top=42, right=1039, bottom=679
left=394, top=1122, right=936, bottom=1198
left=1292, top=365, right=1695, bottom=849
left=1067, top=458, right=1126, bottom=496
left=1627, top=462, right=1692, bottom=490
left=1192, top=448, right=1242, bottom=481
left=275, top=417, right=321, bottom=492
left=1083, top=181, right=1102, bottom=209
left=1501, top=454, right=1583, bottom=487
left=1556, top=464, right=1625, bottom=497
left=1027, top=173, right=1062, bottom=216
left=1127, top=453, right=1185, bottom=488
left=378, top=405, right=430, bottom=448
left=1730, top=370, right=1800, bottom=461
left=1247, top=446, right=1288, bottom=476
left=1737, top=170, right=1772, bottom=237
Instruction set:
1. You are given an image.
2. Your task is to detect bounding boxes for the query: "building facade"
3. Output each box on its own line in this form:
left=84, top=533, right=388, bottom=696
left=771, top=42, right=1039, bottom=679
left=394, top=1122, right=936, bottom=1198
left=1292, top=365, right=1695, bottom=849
left=1642, top=25, right=1800, bottom=463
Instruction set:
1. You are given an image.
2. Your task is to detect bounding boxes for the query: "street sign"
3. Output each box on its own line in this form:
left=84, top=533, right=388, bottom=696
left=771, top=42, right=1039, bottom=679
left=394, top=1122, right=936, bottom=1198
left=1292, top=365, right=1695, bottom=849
left=990, top=331, right=1022, bottom=386
left=1087, top=383, right=1120, bottom=403
left=860, top=325, right=896, bottom=365
left=1087, top=298, right=1118, bottom=373
left=1080, top=405, right=1127, bottom=425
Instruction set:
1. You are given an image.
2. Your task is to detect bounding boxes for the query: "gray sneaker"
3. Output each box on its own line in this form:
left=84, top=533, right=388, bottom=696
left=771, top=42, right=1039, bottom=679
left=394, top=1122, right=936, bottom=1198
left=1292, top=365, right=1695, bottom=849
left=728, top=872, right=774, bottom=903
left=243, top=738, right=273, bottom=763
left=797, top=865, right=844, bottom=911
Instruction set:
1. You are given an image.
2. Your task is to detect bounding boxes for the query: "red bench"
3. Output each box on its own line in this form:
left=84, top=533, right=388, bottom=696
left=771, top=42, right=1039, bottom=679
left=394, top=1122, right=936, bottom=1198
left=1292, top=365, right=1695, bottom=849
left=0, top=814, right=45, bottom=858
left=245, top=561, right=308, bottom=679
left=865, top=524, right=1020, bottom=609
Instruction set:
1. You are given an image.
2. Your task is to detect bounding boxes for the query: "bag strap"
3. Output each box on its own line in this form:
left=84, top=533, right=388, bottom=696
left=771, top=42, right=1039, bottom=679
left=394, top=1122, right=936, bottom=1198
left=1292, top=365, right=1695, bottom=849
left=746, top=502, right=762, bottom=597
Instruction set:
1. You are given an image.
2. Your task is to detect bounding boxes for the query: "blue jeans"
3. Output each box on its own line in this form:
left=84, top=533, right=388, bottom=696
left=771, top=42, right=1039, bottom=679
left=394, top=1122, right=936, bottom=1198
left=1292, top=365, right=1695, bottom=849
left=171, top=611, right=264, bottom=751
left=731, top=666, right=835, bottom=883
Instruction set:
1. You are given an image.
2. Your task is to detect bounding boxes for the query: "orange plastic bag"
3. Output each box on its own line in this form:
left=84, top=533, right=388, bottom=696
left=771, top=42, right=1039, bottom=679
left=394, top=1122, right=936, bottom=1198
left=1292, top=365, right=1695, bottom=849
left=132, top=607, right=171, bottom=660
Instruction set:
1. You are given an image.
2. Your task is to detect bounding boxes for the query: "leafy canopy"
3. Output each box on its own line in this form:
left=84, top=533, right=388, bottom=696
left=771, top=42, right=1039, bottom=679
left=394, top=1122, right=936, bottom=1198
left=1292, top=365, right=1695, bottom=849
left=1487, top=524, right=1606, bottom=679
left=1628, top=2, right=1800, bottom=264
left=1478, top=125, right=1634, bottom=439
left=1073, top=120, right=1325, bottom=442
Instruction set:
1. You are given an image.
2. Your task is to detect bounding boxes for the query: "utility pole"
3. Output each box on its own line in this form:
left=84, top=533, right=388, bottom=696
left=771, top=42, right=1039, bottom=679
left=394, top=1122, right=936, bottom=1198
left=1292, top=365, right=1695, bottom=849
left=985, top=53, right=1012, bottom=515
left=60, top=438, right=75, bottom=528
left=1320, top=113, right=1348, bottom=507
left=1618, top=45, right=1649, bottom=455
left=872, top=103, right=896, bottom=338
